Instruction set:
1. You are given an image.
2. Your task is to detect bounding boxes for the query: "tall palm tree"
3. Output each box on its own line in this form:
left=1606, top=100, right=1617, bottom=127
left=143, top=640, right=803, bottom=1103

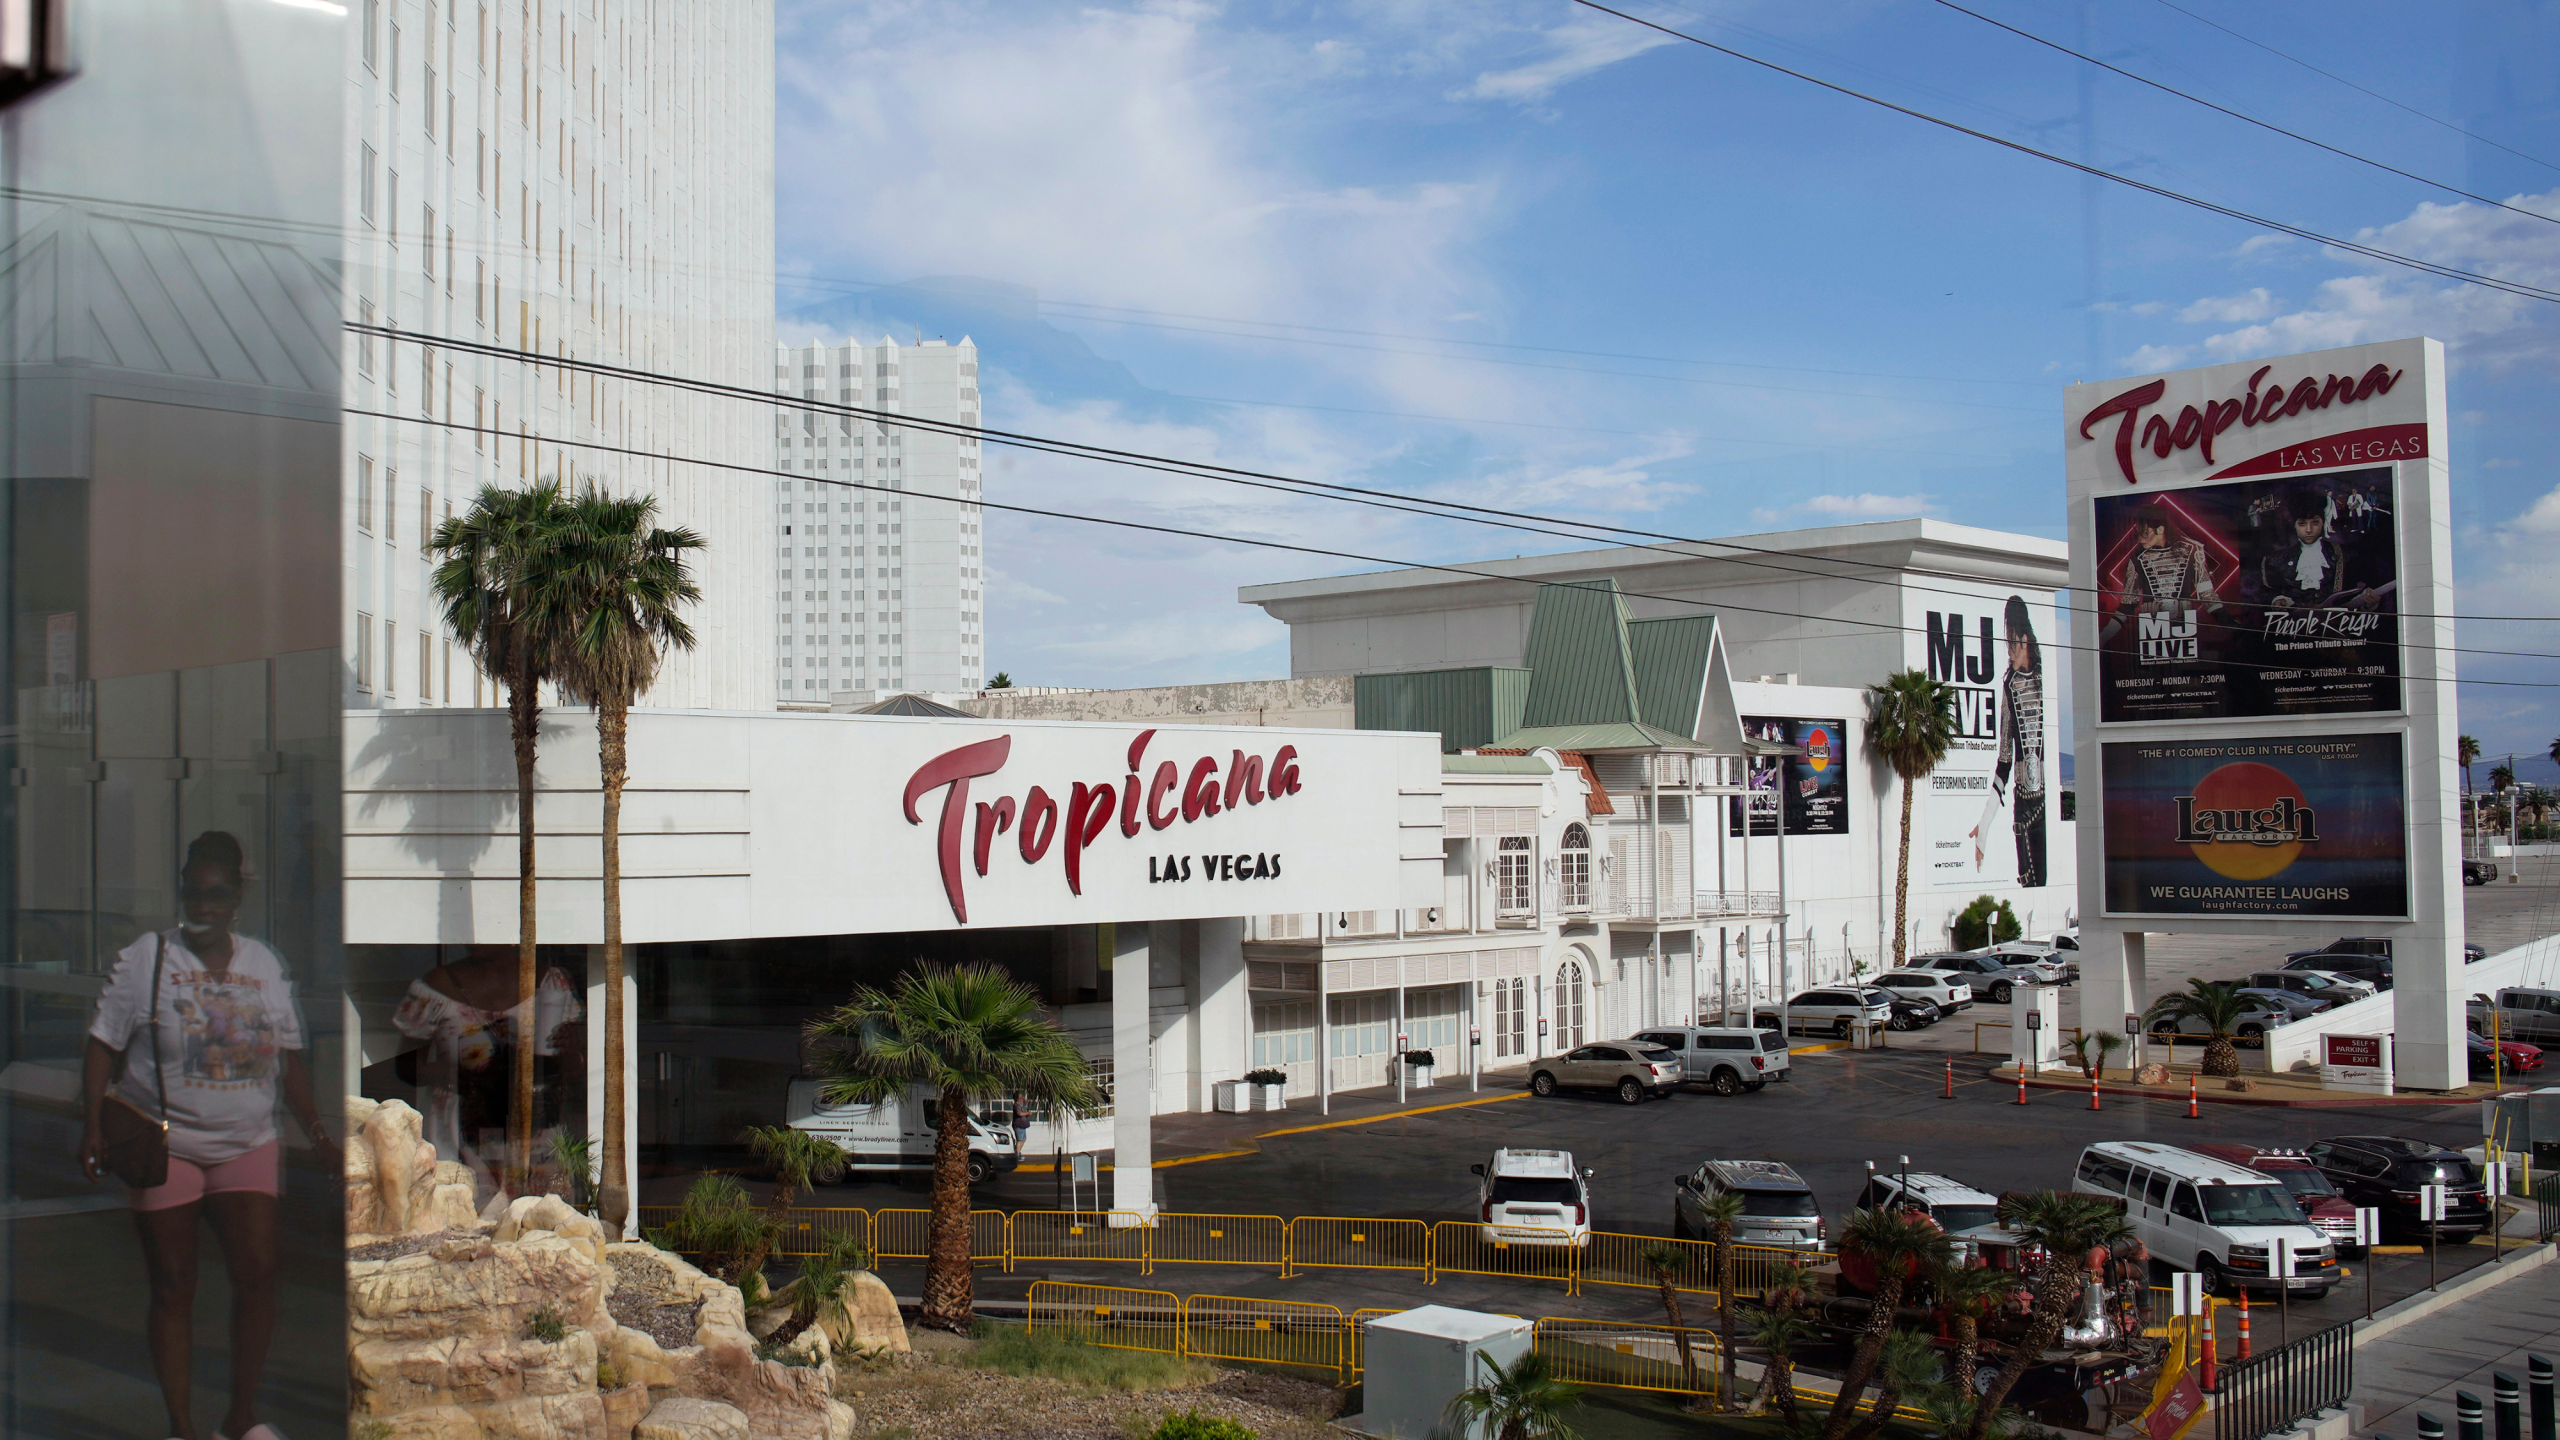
left=2144, top=978, right=2254, bottom=1077
left=1866, top=670, right=1958, bottom=967
left=1444, top=1349, right=1585, bottom=1440
left=1966, top=1193, right=2131, bottom=1440
left=543, top=484, right=704, bottom=1233
left=732, top=1124, right=850, bottom=1284
left=1848, top=1328, right=1944, bottom=1440
left=1637, top=1243, right=1705, bottom=1401
left=1932, top=1261, right=2018, bottom=1398
left=2460, top=735, right=2481, bottom=791
left=430, top=481, right=576, bottom=1194
left=1823, top=1208, right=1953, bottom=1440
left=1743, top=1309, right=1815, bottom=1420
left=806, top=962, right=1099, bottom=1332
left=1696, top=1187, right=1747, bottom=1410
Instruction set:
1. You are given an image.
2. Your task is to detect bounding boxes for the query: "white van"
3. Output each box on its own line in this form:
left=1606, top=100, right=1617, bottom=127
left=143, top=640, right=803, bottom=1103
left=786, top=1080, right=1020, bottom=1185
left=2072, top=1141, right=2334, bottom=1298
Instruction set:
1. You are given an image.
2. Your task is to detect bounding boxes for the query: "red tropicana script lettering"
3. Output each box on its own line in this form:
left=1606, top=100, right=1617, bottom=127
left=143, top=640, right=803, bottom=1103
left=2079, top=362, right=2403, bottom=484
left=903, top=735, right=1013, bottom=923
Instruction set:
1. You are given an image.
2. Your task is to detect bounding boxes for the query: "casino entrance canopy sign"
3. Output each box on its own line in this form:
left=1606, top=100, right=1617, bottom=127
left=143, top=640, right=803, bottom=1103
left=2062, top=339, right=2465, bottom=1091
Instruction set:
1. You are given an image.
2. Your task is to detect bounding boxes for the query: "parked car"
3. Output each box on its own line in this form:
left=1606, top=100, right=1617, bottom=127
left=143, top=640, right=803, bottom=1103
left=1870, top=968, right=1972, bottom=1013
left=1909, top=951, right=2052, bottom=1004
left=1856, top=1169, right=2004, bottom=1258
left=2467, top=1028, right=2544, bottom=1076
left=1527, top=1041, right=1684, bottom=1103
left=2183, top=1144, right=2362, bottom=1252
left=2144, top=995, right=2297, bottom=1049
left=2467, top=988, right=2560, bottom=1047
left=2282, top=948, right=2392, bottom=991
left=1674, top=1158, right=1825, bottom=1248
left=2244, top=969, right=2377, bottom=1006
left=1886, top=996, right=1943, bottom=1031
left=1473, top=1147, right=1593, bottom=1247
left=787, top=1080, right=1020, bottom=1185
left=1751, top=987, right=1895, bottom=1039
left=2464, top=858, right=2500, bottom=886
left=1980, top=939, right=2077, bottom=983
left=2073, top=1141, right=2335, bottom=1297
left=2288, top=937, right=2486, bottom=977
left=2305, top=1136, right=2492, bottom=1243
left=1628, top=1025, right=1793, bottom=1095
left=2238, top=987, right=2332, bottom=1022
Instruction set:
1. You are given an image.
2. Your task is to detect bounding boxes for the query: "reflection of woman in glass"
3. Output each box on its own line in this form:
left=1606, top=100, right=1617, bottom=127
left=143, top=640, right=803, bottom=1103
left=392, top=945, right=583, bottom=1195
left=79, top=831, right=335, bottom=1440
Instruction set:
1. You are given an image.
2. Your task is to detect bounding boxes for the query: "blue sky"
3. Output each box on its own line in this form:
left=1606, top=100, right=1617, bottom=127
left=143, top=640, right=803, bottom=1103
left=773, top=0, right=2560, bottom=774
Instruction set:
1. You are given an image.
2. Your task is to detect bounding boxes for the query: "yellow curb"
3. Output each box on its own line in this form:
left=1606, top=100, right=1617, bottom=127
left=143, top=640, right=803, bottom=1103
left=1016, top=1090, right=1533, bottom=1172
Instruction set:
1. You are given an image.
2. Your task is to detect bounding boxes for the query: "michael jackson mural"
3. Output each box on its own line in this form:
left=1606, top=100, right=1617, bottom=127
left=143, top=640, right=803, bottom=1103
left=1969, top=596, right=2048, bottom=888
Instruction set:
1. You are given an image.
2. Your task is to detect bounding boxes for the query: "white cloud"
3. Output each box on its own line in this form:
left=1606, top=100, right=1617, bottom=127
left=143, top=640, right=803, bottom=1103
left=2178, top=288, right=2278, bottom=324
left=1801, top=492, right=1931, bottom=518
left=2120, top=343, right=2193, bottom=372
left=2235, top=233, right=2294, bottom=258
left=1449, top=10, right=1677, bottom=104
left=2129, top=301, right=2166, bottom=316
left=1433, top=435, right=1699, bottom=515
left=2482, top=457, right=2523, bottom=470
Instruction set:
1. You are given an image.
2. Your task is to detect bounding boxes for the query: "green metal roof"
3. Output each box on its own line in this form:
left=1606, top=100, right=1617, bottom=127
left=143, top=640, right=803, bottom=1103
left=1628, top=614, right=1718, bottom=739
left=1355, top=667, right=1530, bottom=753
left=1441, top=754, right=1555, bottom=775
left=1487, top=720, right=1710, bottom=753
left=1519, top=580, right=1641, bottom=729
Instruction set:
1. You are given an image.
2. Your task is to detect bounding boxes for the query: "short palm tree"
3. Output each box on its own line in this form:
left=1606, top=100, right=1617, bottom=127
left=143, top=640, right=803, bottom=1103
left=1966, top=1192, right=2131, bottom=1440
left=806, top=962, right=1098, bottom=1332
left=1637, top=1243, right=1706, bottom=1402
left=1823, top=1208, right=1953, bottom=1440
left=542, top=484, right=704, bottom=1232
left=1744, top=1308, right=1816, bottom=1420
left=2145, top=978, right=2253, bottom=1077
left=1867, top=670, right=1958, bottom=967
left=1761, top=1259, right=1816, bottom=1315
left=1697, top=1187, right=1747, bottom=1409
left=762, top=1228, right=872, bottom=1351
left=2061, top=1029, right=2124, bottom=1080
left=1932, top=1261, right=2018, bottom=1396
left=732, top=1125, right=850, bottom=1283
left=1444, top=1348, right=1585, bottom=1440
left=430, top=481, right=576, bottom=1194
left=1848, top=1328, right=1944, bottom=1440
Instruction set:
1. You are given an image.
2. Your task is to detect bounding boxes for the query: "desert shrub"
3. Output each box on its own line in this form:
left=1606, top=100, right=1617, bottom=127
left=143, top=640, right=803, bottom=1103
left=528, top=1305, right=568, bottom=1344
left=1148, top=1410, right=1257, bottom=1440
left=648, top=1173, right=777, bottom=1280
left=1951, top=895, right=2022, bottom=950
left=968, top=1322, right=1210, bottom=1391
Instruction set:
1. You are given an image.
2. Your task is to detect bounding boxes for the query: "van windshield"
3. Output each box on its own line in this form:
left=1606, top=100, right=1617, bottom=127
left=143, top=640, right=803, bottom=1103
left=2199, top=1184, right=2305, bottom=1227
left=1491, top=1177, right=1581, bottom=1206
left=1742, top=1190, right=1820, bottom=1217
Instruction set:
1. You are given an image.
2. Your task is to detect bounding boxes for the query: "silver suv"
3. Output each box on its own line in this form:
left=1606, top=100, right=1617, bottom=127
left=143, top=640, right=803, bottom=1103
left=1630, top=1025, right=1793, bottom=1095
left=1674, top=1159, right=1825, bottom=1249
left=1527, top=1041, right=1684, bottom=1103
left=1911, top=951, right=2051, bottom=1004
left=1751, top=987, right=1893, bottom=1040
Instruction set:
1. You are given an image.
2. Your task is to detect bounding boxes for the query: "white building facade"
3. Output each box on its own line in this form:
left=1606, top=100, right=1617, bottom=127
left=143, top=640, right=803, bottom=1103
left=772, top=336, right=987, bottom=702
left=343, top=0, right=777, bottom=713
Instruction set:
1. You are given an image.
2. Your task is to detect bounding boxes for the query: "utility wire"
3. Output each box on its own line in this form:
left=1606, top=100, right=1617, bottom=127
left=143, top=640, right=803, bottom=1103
left=1931, top=0, right=2559, bottom=227
left=1567, top=0, right=2560, bottom=304
left=351, top=403, right=2560, bottom=690
left=354, top=320, right=2560, bottom=632
left=2148, top=0, right=2560, bottom=177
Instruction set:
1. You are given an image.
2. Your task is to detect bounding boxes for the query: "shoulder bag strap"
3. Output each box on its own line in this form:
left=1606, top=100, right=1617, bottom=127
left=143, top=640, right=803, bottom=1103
left=149, top=932, right=169, bottom=1123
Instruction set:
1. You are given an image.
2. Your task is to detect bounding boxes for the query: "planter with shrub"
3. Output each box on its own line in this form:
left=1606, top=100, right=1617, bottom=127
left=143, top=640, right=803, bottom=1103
left=1242, top=1067, right=1288, bottom=1111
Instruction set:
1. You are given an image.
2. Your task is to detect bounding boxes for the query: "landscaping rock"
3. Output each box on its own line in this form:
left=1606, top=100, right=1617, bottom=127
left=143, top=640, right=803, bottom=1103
left=2137, top=1063, right=2171, bottom=1085
left=471, top=1390, right=607, bottom=1440
left=350, top=1235, right=615, bottom=1344
left=637, top=1398, right=749, bottom=1440
left=826, top=1272, right=909, bottom=1357
left=602, top=1381, right=653, bottom=1440
left=373, top=1404, right=484, bottom=1440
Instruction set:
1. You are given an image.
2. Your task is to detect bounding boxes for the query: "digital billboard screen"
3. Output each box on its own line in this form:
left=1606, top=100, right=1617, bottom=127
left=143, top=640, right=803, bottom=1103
left=2099, top=732, right=2407, bottom=918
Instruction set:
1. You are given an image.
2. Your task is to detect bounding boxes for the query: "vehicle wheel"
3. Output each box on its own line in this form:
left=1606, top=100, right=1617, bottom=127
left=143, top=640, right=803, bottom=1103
left=1710, top=1068, right=1743, bottom=1096
left=1889, top=1012, right=1917, bottom=1032
left=2198, top=1256, right=2229, bottom=1298
left=966, top=1155, right=994, bottom=1186
left=1530, top=1071, right=1558, bottom=1097
left=1990, top=982, right=2014, bottom=1003
left=1834, top=1017, right=1854, bottom=1039
left=1617, top=1077, right=1644, bottom=1106
left=2237, top=1025, right=2266, bottom=1049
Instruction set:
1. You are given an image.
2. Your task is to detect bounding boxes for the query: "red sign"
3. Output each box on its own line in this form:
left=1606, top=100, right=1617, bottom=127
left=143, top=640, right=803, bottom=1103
left=2207, top=423, right=2427, bottom=479
left=2325, top=1034, right=2384, bottom=1068
left=2143, top=1370, right=2206, bottom=1440
left=2077, top=361, right=2407, bottom=486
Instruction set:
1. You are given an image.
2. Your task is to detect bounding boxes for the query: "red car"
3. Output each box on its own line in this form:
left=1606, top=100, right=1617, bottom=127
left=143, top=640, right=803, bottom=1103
left=2185, top=1144, right=2363, bottom=1252
left=2469, top=1029, right=2544, bottom=1076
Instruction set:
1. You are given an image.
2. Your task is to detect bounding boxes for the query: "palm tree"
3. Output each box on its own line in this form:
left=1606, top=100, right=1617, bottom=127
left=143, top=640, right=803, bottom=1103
left=732, top=1125, right=850, bottom=1285
left=2460, top=735, right=2481, bottom=791
left=1697, top=1188, right=1747, bottom=1410
left=805, top=962, right=1099, bottom=1332
left=2144, top=978, right=2254, bottom=1077
left=1866, top=670, right=1958, bottom=967
left=1443, top=1349, right=1585, bottom=1440
left=762, top=1228, right=871, bottom=1352
left=1743, top=1309, right=1816, bottom=1420
left=1932, top=1261, right=2018, bottom=1397
left=1637, top=1243, right=1707, bottom=1403
left=542, top=484, right=704, bottom=1233
left=1823, top=1207, right=1953, bottom=1440
left=1966, top=1192, right=2131, bottom=1440
left=2061, top=1030, right=2123, bottom=1081
left=430, top=481, right=575, bottom=1195
left=1848, top=1328, right=1944, bottom=1440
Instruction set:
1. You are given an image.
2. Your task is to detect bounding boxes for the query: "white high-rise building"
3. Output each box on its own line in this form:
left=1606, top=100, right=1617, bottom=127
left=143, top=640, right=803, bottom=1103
left=772, top=336, right=987, bottom=702
left=343, top=0, right=777, bottom=712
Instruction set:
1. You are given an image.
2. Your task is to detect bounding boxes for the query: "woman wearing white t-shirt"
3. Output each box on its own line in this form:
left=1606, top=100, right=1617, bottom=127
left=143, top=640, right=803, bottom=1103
left=78, top=832, right=337, bottom=1440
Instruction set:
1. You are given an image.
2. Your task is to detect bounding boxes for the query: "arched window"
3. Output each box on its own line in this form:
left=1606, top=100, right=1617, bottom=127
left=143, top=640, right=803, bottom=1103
left=1554, top=957, right=1587, bottom=1050
left=1494, top=976, right=1527, bottom=1058
left=1559, top=823, right=1592, bottom=910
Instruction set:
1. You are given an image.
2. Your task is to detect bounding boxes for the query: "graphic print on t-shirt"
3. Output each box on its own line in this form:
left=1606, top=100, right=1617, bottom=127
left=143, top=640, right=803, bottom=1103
left=169, top=972, right=281, bottom=1088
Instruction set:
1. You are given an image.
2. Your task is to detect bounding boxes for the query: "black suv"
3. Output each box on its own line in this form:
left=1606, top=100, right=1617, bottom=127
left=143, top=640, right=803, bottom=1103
left=2304, top=1136, right=2492, bottom=1242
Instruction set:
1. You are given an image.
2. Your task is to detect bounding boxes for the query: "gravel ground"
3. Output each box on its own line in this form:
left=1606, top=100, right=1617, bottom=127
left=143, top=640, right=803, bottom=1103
left=835, top=1331, right=1344, bottom=1440
left=606, top=1251, right=707, bottom=1350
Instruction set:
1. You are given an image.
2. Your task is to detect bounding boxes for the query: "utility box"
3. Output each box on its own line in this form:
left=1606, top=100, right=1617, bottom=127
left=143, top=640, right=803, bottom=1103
left=1355, top=1305, right=1534, bottom=1440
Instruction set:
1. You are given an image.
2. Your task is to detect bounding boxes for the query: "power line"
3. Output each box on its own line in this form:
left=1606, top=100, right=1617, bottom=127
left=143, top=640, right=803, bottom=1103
left=1930, top=0, right=2559, bottom=227
left=1567, top=0, right=2560, bottom=305
left=356, top=320, right=2560, bottom=631
left=2148, top=0, right=2560, bottom=177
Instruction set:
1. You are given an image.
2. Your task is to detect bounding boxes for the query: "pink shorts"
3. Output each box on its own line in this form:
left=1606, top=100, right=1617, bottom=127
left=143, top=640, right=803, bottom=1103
left=129, top=1139, right=280, bottom=1212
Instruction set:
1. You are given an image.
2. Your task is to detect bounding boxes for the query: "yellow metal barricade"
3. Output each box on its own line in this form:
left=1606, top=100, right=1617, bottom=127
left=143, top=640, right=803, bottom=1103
left=1579, top=1231, right=1713, bottom=1295
left=872, top=1207, right=1009, bottom=1268
left=1178, top=1294, right=1348, bottom=1380
left=1284, top=1216, right=1428, bottom=1279
left=770, top=1207, right=872, bottom=1259
left=1428, top=1220, right=1580, bottom=1293
left=1724, top=1242, right=1834, bottom=1298
left=1149, top=1213, right=1286, bottom=1273
left=1011, top=1209, right=1152, bottom=1270
left=1345, top=1308, right=1402, bottom=1381
left=1534, top=1317, right=1722, bottom=1399
left=1026, top=1281, right=1180, bottom=1355
left=634, top=1205, right=683, bottom=1249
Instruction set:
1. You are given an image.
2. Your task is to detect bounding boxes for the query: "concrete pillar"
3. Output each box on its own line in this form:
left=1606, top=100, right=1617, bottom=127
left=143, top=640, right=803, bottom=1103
left=1193, top=918, right=1246, bottom=1111
left=1108, top=922, right=1157, bottom=1220
left=585, top=944, right=636, bottom=1212
left=2081, top=929, right=2147, bottom=1055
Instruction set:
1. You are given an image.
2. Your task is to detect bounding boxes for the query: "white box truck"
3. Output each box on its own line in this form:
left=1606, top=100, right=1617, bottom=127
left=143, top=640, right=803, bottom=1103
left=785, top=1080, right=1020, bottom=1186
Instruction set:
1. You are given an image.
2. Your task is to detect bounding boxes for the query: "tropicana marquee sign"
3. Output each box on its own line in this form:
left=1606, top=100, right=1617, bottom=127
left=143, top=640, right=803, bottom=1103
left=2076, top=360, right=2409, bottom=486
